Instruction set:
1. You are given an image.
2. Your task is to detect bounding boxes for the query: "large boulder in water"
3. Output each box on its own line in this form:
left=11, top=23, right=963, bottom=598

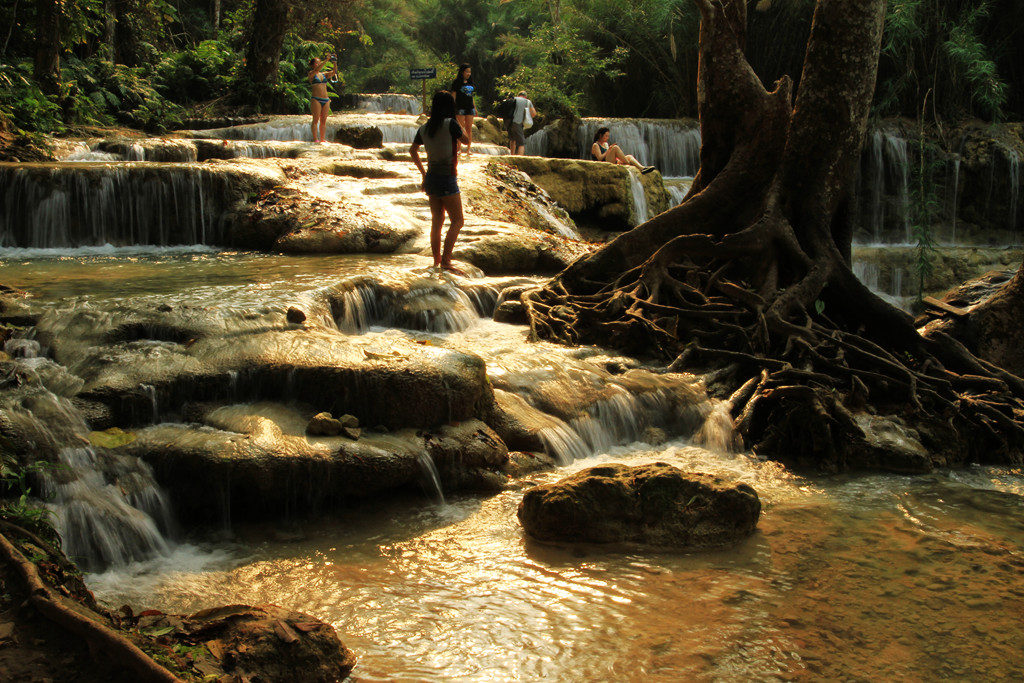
left=502, top=157, right=668, bottom=231
left=518, top=462, right=761, bottom=548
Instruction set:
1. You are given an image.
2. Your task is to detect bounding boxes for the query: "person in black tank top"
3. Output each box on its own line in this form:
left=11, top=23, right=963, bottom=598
left=411, top=91, right=471, bottom=275
left=590, top=127, right=656, bottom=174
left=451, top=64, right=476, bottom=157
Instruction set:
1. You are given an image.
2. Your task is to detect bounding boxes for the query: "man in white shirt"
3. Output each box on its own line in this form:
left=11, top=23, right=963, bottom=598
left=508, top=91, right=537, bottom=156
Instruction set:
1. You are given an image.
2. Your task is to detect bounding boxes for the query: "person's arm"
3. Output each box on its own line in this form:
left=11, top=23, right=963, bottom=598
left=410, top=133, right=425, bottom=177
left=591, top=142, right=604, bottom=160
left=451, top=119, right=469, bottom=144
left=529, top=102, right=537, bottom=118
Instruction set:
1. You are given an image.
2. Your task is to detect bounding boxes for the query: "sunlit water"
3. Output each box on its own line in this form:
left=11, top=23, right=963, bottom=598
left=6, top=249, right=1024, bottom=680
left=87, top=442, right=1024, bottom=681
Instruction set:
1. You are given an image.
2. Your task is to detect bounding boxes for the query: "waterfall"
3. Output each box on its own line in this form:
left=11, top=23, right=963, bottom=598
left=524, top=128, right=548, bottom=157
left=1, top=352, right=174, bottom=571
left=884, top=133, right=912, bottom=243
left=1007, top=148, right=1021, bottom=236
left=416, top=452, right=446, bottom=505
left=377, top=123, right=419, bottom=144
left=38, top=447, right=173, bottom=571
left=628, top=170, right=650, bottom=225
left=353, top=94, right=423, bottom=115
left=0, top=164, right=237, bottom=248
left=867, top=131, right=886, bottom=242
left=329, top=277, right=498, bottom=334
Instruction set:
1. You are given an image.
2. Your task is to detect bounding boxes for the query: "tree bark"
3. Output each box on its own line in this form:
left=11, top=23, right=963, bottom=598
left=33, top=0, right=61, bottom=96
left=520, top=0, right=1024, bottom=471
left=213, top=0, right=221, bottom=32
left=243, top=0, right=290, bottom=108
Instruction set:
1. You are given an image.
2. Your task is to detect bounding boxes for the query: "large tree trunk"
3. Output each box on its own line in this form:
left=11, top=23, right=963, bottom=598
left=33, top=0, right=61, bottom=96
left=520, top=0, right=1024, bottom=472
left=243, top=0, right=290, bottom=109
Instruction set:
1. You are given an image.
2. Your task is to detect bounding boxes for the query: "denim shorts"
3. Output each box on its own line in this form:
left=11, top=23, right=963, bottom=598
left=423, top=172, right=460, bottom=198
left=457, top=108, right=476, bottom=117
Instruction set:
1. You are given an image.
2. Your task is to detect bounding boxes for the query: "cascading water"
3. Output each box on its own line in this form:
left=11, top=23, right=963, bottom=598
left=1, top=350, right=175, bottom=571
left=38, top=446, right=173, bottom=571
left=328, top=276, right=498, bottom=334
left=884, top=133, right=912, bottom=243
left=1007, top=148, right=1020, bottom=236
left=0, top=164, right=240, bottom=248
left=352, top=94, right=423, bottom=115
left=627, top=170, right=650, bottom=225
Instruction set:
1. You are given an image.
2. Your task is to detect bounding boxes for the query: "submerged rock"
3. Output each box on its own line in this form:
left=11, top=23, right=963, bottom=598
left=307, top=411, right=343, bottom=436
left=518, top=463, right=761, bottom=549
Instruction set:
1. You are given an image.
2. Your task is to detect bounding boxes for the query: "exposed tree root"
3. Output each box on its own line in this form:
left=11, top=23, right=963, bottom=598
left=521, top=0, right=1024, bottom=472
left=0, top=526, right=183, bottom=682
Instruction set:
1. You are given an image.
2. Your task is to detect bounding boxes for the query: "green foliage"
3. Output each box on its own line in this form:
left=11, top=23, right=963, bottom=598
left=497, top=22, right=627, bottom=116
left=877, top=0, right=1008, bottom=121
left=154, top=40, right=237, bottom=104
left=0, top=452, right=56, bottom=533
left=909, top=106, right=942, bottom=301
left=0, top=63, right=65, bottom=134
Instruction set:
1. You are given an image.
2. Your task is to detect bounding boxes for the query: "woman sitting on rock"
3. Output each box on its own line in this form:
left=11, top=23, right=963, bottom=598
left=591, top=127, right=655, bottom=174
left=410, top=91, right=470, bottom=275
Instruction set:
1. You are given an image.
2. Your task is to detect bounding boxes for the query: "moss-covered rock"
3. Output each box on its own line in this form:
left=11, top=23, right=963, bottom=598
left=518, top=462, right=761, bottom=549
left=501, top=156, right=668, bottom=231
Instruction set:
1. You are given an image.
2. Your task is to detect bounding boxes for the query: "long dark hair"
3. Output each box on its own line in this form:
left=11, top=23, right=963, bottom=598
left=593, top=127, right=610, bottom=143
left=455, top=63, right=472, bottom=84
left=426, top=91, right=457, bottom=136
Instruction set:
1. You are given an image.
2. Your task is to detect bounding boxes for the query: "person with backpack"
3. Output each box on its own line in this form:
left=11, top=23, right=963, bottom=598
left=410, top=91, right=471, bottom=275
left=507, top=91, right=537, bottom=156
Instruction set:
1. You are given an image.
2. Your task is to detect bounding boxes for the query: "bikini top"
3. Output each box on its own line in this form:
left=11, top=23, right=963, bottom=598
left=311, top=73, right=327, bottom=84
left=592, top=142, right=608, bottom=160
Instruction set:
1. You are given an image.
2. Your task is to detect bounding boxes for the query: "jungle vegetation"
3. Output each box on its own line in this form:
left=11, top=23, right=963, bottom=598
left=1, top=0, right=1022, bottom=137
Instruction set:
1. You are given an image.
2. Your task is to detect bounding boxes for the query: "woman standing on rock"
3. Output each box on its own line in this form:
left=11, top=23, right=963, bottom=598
left=451, top=64, right=475, bottom=156
left=411, top=91, right=470, bottom=275
left=308, top=55, right=337, bottom=143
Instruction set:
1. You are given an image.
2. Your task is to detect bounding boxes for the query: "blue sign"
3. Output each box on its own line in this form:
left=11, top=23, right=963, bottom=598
left=410, top=67, right=437, bottom=80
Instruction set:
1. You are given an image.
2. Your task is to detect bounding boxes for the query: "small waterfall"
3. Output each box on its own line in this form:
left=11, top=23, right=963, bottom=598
left=883, top=133, right=912, bottom=242
left=377, top=123, right=419, bottom=144
left=0, top=164, right=238, bottom=248
left=140, top=384, right=159, bottom=423
left=628, top=170, right=649, bottom=225
left=2, top=357, right=175, bottom=571
left=1007, top=148, right=1021, bottom=235
left=416, top=452, right=446, bottom=505
left=38, top=447, right=173, bottom=571
left=535, top=389, right=680, bottom=465
left=329, top=278, right=497, bottom=334
left=868, top=131, right=886, bottom=242
left=524, top=128, right=548, bottom=157
left=353, top=94, right=423, bottom=115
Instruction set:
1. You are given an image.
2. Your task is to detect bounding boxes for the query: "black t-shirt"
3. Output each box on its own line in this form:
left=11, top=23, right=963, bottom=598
left=452, top=78, right=475, bottom=110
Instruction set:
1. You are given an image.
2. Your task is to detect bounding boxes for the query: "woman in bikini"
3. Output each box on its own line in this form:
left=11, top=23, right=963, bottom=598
left=308, top=56, right=337, bottom=143
left=591, top=127, right=655, bottom=174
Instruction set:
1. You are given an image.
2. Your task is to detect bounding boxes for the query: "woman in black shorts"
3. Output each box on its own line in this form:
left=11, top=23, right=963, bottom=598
left=451, top=64, right=475, bottom=156
left=411, top=91, right=471, bottom=274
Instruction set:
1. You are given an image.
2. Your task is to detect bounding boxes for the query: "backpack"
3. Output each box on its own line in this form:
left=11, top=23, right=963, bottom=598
left=495, top=98, right=517, bottom=127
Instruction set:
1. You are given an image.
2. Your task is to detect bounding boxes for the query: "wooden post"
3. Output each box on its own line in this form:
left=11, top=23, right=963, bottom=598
left=422, top=77, right=427, bottom=115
